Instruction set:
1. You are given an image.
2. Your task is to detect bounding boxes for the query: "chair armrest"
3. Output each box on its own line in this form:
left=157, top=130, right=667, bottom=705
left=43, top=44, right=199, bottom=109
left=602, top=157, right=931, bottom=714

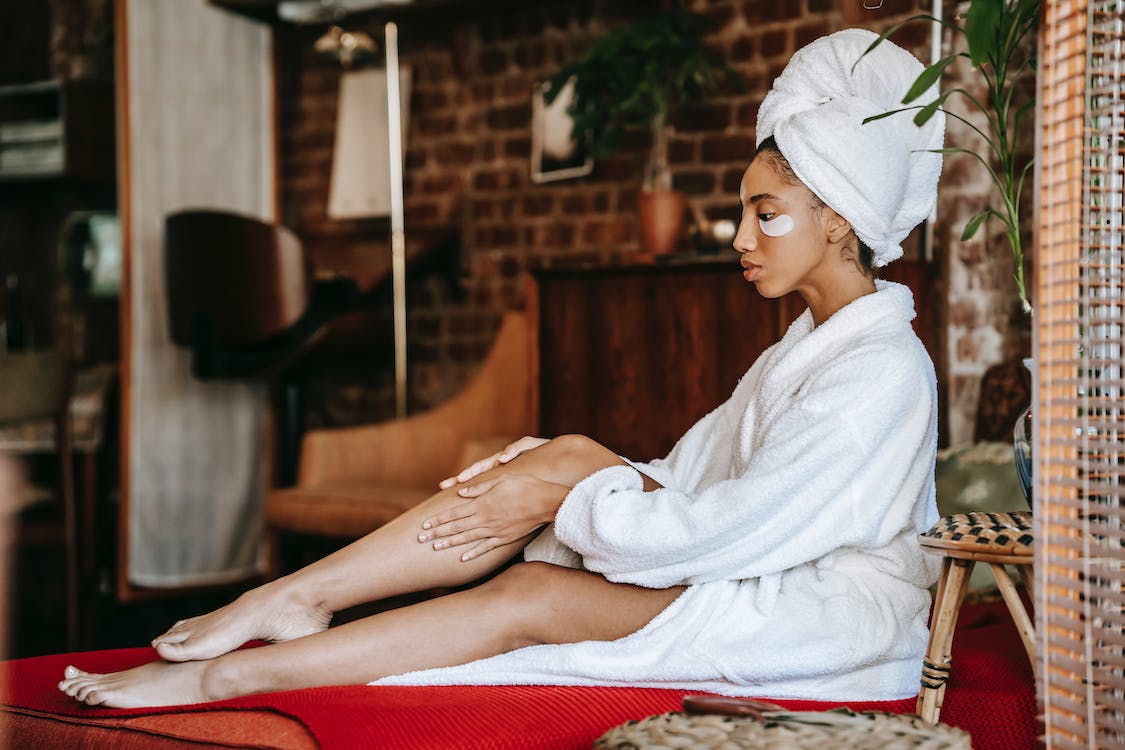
left=297, top=408, right=463, bottom=489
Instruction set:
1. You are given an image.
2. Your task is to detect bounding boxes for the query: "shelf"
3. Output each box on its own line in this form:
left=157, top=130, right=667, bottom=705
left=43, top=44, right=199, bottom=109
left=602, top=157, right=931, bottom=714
left=0, top=79, right=116, bottom=182
left=210, top=0, right=535, bottom=26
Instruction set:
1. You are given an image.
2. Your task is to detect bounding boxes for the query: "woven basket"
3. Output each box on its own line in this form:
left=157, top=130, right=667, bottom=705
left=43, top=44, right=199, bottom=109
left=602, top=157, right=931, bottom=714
left=594, top=708, right=971, bottom=750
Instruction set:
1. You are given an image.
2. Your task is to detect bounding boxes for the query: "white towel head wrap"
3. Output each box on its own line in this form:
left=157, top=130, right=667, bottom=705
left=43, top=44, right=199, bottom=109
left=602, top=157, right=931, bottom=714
left=756, top=28, right=944, bottom=267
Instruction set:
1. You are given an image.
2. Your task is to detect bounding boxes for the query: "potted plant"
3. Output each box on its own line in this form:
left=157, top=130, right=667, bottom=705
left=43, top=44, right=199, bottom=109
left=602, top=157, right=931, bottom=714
left=863, top=0, right=1038, bottom=314
left=864, top=0, right=1038, bottom=503
left=545, top=6, right=740, bottom=256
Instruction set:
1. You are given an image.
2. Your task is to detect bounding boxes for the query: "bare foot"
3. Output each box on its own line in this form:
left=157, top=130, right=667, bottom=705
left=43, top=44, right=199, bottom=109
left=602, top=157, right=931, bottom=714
left=57, top=662, right=219, bottom=708
left=151, top=581, right=331, bottom=663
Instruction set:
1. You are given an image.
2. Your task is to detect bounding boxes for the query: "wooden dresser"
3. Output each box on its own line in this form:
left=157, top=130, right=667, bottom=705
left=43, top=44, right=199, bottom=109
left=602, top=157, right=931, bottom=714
left=528, top=255, right=940, bottom=461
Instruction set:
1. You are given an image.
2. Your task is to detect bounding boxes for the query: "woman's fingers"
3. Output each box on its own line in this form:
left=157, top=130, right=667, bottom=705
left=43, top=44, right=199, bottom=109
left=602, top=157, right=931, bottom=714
left=437, top=436, right=549, bottom=489
left=508, top=436, right=549, bottom=456
left=419, top=502, right=476, bottom=540
left=431, top=529, right=489, bottom=550
left=461, top=538, right=500, bottom=562
left=456, top=476, right=502, bottom=499
left=439, top=456, right=497, bottom=489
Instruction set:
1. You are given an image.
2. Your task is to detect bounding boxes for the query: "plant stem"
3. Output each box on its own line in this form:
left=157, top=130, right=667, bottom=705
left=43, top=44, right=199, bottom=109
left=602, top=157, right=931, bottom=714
left=645, top=111, right=671, bottom=191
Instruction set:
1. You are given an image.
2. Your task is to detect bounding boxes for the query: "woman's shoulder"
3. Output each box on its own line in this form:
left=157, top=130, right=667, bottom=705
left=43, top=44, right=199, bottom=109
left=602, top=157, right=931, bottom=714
left=812, top=325, right=935, bottom=402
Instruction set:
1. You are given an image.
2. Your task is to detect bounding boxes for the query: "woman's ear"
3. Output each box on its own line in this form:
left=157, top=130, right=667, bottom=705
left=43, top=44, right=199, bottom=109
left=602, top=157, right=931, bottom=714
left=823, top=208, right=852, bottom=244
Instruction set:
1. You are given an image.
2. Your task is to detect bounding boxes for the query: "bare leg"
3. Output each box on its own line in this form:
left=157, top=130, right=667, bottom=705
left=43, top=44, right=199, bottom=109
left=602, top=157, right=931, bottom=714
left=151, top=435, right=648, bottom=662
left=60, top=562, right=684, bottom=708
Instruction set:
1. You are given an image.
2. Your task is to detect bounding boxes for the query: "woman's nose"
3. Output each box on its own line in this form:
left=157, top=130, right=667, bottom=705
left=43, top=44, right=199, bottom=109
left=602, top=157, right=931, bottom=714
left=733, top=217, right=756, bottom=254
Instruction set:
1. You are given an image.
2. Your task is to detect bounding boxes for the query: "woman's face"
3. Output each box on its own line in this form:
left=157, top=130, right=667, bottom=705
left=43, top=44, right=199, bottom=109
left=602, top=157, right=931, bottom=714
left=733, top=153, right=835, bottom=301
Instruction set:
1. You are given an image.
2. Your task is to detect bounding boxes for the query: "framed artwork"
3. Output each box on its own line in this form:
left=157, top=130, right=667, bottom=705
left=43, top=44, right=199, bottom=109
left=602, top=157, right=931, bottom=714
left=530, top=77, right=593, bottom=184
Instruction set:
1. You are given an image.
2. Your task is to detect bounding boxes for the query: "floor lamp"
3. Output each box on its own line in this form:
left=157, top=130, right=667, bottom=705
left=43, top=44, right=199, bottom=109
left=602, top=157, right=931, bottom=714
left=325, top=22, right=410, bottom=418
left=385, top=23, right=406, bottom=419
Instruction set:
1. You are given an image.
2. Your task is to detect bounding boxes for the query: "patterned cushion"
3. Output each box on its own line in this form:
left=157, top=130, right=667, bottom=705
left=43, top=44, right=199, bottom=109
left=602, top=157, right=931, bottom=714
left=595, top=708, right=972, bottom=749
left=921, top=511, right=1034, bottom=556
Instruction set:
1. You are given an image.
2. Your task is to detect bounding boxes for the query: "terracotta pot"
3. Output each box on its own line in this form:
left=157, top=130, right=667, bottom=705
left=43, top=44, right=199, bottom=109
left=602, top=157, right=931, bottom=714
left=637, top=189, right=686, bottom=256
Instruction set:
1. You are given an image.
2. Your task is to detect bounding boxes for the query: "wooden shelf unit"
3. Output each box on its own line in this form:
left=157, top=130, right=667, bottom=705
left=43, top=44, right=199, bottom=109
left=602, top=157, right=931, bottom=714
left=0, top=79, right=116, bottom=182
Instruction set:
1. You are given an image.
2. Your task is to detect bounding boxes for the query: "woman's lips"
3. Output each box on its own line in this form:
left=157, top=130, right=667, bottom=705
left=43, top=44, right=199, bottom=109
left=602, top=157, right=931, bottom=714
left=741, top=263, right=762, bottom=282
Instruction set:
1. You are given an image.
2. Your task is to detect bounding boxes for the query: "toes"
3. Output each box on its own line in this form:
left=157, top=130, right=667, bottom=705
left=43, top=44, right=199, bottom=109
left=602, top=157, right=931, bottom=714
left=155, top=642, right=192, bottom=662
left=64, top=665, right=81, bottom=678
left=80, top=686, right=106, bottom=706
left=60, top=677, right=89, bottom=697
left=155, top=629, right=190, bottom=646
left=75, top=680, right=105, bottom=703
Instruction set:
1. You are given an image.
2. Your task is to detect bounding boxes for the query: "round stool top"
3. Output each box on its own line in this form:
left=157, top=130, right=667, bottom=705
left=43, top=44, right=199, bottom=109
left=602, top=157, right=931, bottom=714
left=595, top=708, right=972, bottom=749
left=920, top=511, right=1033, bottom=558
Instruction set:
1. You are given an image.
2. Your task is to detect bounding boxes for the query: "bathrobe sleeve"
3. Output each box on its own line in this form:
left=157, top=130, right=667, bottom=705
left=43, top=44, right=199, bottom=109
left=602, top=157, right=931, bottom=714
left=552, top=344, right=934, bottom=588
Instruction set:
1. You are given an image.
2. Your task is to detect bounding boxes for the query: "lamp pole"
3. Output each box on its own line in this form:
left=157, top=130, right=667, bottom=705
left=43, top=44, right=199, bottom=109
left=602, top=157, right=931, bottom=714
left=384, top=21, right=407, bottom=418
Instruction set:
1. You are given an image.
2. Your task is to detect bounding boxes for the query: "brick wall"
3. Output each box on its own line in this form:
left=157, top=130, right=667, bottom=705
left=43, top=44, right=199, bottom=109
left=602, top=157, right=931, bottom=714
left=939, top=1, right=1034, bottom=443
left=278, top=0, right=1026, bottom=442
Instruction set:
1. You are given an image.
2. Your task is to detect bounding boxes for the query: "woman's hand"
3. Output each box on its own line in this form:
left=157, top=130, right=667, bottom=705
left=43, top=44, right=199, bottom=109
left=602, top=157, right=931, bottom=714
left=438, top=436, right=550, bottom=489
left=419, top=473, right=568, bottom=561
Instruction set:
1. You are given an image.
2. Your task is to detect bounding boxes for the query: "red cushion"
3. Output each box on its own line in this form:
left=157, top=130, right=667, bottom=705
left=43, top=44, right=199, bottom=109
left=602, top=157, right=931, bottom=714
left=1, top=602, right=1036, bottom=749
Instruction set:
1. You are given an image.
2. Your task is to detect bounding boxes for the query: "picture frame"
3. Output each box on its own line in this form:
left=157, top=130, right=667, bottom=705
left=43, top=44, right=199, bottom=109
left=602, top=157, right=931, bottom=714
left=530, top=78, right=593, bottom=184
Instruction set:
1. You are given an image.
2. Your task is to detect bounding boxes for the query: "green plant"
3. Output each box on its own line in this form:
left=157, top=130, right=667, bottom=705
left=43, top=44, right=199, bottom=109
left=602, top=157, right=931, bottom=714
left=863, top=0, right=1038, bottom=313
left=545, top=6, right=740, bottom=191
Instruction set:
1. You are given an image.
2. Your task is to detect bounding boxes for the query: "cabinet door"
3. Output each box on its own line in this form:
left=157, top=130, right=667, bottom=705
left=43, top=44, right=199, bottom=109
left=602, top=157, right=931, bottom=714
left=534, top=264, right=782, bottom=461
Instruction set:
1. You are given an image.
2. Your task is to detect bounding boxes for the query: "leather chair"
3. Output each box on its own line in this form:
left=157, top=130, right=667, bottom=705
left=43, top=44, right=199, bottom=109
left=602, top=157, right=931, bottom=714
left=265, top=310, right=534, bottom=560
left=164, top=209, right=465, bottom=484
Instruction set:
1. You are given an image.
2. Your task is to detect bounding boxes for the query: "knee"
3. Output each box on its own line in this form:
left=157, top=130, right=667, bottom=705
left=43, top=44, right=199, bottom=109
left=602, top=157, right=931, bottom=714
left=479, top=562, right=563, bottom=645
left=551, top=433, right=596, bottom=452
left=548, top=434, right=615, bottom=465
left=485, top=561, right=558, bottom=600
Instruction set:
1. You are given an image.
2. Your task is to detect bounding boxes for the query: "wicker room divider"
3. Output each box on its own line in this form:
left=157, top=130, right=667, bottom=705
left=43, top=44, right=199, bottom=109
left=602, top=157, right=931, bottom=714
left=1035, top=2, right=1124, bottom=747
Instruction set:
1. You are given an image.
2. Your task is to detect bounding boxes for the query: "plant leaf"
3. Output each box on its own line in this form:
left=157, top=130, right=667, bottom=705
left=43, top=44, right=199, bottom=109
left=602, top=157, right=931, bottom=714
left=850, top=14, right=956, bottom=74
left=902, top=56, right=957, bottom=104
left=961, top=209, right=991, bottom=241
left=861, top=106, right=920, bottom=124
left=965, top=0, right=1002, bottom=66
left=913, top=90, right=954, bottom=126
left=1014, top=98, right=1035, bottom=131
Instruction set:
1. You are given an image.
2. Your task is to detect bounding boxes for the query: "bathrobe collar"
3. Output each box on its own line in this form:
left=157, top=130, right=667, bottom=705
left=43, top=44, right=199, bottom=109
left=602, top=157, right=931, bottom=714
left=758, top=280, right=917, bottom=407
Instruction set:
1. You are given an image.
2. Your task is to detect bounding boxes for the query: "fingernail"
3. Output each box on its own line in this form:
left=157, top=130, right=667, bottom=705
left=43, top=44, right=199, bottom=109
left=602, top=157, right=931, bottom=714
left=422, top=521, right=431, bottom=529
left=458, top=488, right=467, bottom=495
left=434, top=541, right=445, bottom=550
left=461, top=553, right=472, bottom=561
left=418, top=533, right=429, bottom=542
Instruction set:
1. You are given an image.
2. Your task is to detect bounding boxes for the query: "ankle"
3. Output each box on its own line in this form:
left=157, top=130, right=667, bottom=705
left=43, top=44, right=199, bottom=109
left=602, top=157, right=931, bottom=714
left=200, top=658, right=245, bottom=702
left=286, top=572, right=333, bottom=613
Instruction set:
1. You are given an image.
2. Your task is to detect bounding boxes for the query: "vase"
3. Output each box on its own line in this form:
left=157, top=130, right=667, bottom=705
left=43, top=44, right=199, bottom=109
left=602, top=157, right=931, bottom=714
left=637, top=189, right=686, bottom=256
left=1012, top=358, right=1034, bottom=509
left=1013, top=404, right=1032, bottom=508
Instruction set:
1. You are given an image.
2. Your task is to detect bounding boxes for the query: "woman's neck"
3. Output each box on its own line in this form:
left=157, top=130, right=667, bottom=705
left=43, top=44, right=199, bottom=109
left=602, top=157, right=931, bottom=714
left=804, top=273, right=878, bottom=327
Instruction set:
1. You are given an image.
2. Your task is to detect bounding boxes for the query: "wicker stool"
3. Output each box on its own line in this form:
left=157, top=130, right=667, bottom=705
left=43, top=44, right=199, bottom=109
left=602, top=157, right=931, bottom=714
left=595, top=707, right=972, bottom=749
left=916, top=511, right=1035, bottom=724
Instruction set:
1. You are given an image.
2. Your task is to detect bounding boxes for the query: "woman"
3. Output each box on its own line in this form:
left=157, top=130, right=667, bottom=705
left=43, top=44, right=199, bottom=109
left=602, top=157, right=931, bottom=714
left=60, top=28, right=945, bottom=708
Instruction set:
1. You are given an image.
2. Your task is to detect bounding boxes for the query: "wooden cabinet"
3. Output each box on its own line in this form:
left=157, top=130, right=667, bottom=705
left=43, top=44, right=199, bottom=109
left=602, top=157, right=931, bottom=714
left=529, top=257, right=940, bottom=461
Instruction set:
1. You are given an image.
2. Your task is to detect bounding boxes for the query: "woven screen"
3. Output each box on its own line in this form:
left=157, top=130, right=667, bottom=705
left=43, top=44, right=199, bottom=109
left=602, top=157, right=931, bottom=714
left=1035, top=2, right=1125, bottom=748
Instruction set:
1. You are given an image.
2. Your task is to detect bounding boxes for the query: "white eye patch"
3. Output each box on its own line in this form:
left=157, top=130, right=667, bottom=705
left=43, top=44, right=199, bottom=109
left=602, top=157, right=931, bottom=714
left=758, top=214, right=794, bottom=237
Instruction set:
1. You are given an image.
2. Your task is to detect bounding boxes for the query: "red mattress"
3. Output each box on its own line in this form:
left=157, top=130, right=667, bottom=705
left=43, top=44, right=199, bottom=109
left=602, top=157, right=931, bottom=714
left=1, top=602, right=1036, bottom=749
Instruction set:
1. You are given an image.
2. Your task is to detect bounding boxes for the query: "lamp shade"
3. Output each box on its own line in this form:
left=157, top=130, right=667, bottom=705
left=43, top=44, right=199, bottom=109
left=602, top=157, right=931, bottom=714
left=327, top=67, right=412, bottom=219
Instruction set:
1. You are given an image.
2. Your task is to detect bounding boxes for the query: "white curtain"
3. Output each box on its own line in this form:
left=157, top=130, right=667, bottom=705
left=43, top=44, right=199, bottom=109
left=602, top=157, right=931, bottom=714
left=123, top=0, right=274, bottom=587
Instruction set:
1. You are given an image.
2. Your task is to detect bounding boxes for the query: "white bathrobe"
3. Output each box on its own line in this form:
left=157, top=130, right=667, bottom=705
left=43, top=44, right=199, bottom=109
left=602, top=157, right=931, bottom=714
left=375, top=280, right=941, bottom=701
